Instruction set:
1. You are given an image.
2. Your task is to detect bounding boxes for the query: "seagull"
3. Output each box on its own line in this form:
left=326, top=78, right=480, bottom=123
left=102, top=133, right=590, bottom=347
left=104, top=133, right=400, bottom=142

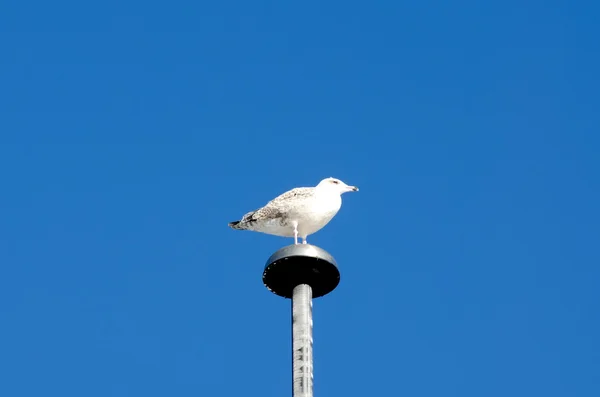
left=228, top=177, right=359, bottom=244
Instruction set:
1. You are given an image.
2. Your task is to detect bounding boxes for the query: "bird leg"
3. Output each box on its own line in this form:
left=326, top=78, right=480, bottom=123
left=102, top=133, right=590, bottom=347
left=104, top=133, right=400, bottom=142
left=293, top=222, right=299, bottom=245
left=301, top=237, right=307, bottom=244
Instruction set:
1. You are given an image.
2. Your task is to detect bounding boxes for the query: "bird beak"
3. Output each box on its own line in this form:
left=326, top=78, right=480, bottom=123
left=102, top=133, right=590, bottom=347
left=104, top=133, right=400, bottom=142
left=349, top=186, right=359, bottom=192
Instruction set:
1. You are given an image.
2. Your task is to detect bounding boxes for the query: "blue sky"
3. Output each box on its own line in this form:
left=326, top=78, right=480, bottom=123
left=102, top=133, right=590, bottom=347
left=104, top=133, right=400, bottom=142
left=1, top=0, right=599, bottom=396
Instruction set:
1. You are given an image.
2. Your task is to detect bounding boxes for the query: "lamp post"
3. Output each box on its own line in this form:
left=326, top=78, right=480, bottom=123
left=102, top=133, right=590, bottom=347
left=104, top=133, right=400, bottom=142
left=262, top=244, right=340, bottom=397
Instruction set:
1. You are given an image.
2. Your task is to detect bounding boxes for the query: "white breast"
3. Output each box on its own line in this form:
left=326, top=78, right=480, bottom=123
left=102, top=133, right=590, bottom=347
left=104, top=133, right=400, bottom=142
left=295, top=191, right=342, bottom=236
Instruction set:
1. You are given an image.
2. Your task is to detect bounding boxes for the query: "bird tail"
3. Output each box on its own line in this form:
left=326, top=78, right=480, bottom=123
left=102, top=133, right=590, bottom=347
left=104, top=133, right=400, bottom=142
left=229, top=210, right=258, bottom=230
left=228, top=220, right=244, bottom=230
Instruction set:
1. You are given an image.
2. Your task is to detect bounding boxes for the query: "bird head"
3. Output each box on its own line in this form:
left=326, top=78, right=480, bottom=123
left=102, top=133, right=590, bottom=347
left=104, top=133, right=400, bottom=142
left=317, top=177, right=359, bottom=194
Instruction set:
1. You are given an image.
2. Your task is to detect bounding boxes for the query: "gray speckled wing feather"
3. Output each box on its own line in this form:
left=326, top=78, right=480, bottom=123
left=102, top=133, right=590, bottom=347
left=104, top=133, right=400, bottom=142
left=242, top=188, right=314, bottom=223
left=266, top=187, right=314, bottom=208
left=229, top=187, right=316, bottom=230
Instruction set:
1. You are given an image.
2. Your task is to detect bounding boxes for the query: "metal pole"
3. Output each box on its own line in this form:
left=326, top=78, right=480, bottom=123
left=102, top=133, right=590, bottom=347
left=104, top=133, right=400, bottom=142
left=292, top=284, right=313, bottom=397
left=263, top=244, right=340, bottom=397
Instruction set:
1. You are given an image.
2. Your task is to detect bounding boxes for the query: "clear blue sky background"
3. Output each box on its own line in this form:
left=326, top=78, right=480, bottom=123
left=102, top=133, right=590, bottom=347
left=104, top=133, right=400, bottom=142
left=1, top=0, right=599, bottom=396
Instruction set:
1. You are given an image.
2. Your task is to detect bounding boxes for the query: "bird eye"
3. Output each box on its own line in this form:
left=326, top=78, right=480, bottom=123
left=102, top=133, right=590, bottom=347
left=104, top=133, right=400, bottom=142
left=332, top=180, right=339, bottom=184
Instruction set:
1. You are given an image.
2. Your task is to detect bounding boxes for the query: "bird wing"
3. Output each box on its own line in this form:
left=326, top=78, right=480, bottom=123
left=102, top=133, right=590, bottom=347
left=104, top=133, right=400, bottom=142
left=239, top=187, right=314, bottom=224
left=266, top=187, right=314, bottom=208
